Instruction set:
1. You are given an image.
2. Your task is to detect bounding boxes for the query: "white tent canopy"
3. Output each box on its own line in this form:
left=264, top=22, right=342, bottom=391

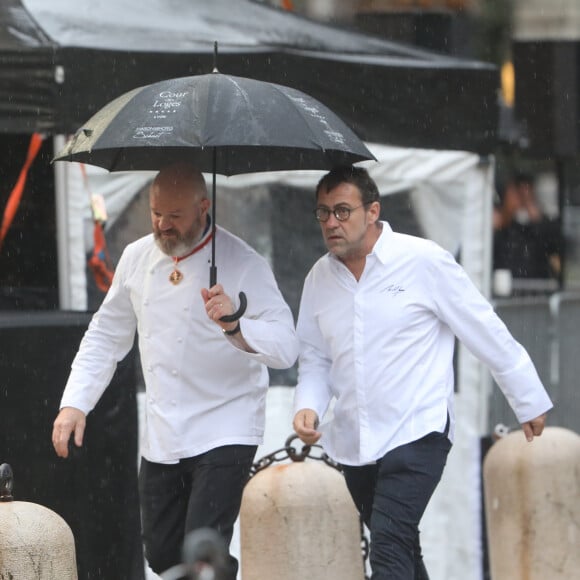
left=55, top=142, right=493, bottom=306
left=55, top=140, right=494, bottom=580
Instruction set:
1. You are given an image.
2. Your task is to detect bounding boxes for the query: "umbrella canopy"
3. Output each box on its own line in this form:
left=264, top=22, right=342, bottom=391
left=53, top=72, right=375, bottom=174
left=54, top=71, right=374, bottom=320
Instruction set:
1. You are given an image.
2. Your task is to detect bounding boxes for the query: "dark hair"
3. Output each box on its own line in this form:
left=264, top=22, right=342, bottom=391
left=514, top=171, right=534, bottom=187
left=316, top=165, right=380, bottom=205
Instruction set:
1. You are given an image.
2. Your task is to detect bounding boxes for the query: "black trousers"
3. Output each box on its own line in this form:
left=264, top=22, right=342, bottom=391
left=342, top=429, right=451, bottom=580
left=139, top=444, right=257, bottom=579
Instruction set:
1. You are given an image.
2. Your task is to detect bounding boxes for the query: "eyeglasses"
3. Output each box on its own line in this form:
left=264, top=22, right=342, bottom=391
left=314, top=203, right=370, bottom=223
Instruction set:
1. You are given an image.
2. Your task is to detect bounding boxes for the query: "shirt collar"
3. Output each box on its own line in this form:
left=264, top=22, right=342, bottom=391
left=369, top=221, right=393, bottom=264
left=326, top=220, right=394, bottom=266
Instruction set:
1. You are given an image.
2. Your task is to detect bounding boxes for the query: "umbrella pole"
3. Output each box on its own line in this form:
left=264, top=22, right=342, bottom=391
left=210, top=147, right=247, bottom=322
left=210, top=147, right=217, bottom=288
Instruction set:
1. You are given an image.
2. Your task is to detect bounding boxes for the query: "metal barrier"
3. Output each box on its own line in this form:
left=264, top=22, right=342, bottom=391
left=488, top=292, right=580, bottom=434
left=550, top=293, right=580, bottom=431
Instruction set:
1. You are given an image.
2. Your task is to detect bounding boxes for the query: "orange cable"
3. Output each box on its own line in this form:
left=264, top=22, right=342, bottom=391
left=0, top=133, right=44, bottom=251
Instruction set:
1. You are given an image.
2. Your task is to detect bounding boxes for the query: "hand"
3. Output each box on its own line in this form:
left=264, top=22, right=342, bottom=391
left=521, top=412, right=547, bottom=442
left=201, top=284, right=238, bottom=333
left=293, top=408, right=322, bottom=445
left=52, top=407, right=86, bottom=458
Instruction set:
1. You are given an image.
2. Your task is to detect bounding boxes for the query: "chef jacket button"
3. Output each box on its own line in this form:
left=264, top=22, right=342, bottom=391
left=171, top=400, right=177, bottom=406
left=177, top=337, right=183, bottom=343
left=143, top=300, right=149, bottom=306
left=147, top=366, right=152, bottom=373
left=171, top=369, right=178, bottom=376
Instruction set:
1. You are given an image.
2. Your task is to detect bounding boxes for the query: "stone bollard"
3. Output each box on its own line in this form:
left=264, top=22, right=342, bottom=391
left=0, top=463, right=77, bottom=579
left=483, top=426, right=580, bottom=580
left=239, top=439, right=365, bottom=580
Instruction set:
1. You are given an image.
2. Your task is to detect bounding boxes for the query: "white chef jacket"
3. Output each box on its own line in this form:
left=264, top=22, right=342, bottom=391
left=294, top=221, right=553, bottom=466
left=61, top=225, right=299, bottom=463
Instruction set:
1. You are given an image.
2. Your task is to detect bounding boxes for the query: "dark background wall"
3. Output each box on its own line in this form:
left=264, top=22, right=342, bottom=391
left=0, top=310, right=144, bottom=580
left=0, top=135, right=59, bottom=309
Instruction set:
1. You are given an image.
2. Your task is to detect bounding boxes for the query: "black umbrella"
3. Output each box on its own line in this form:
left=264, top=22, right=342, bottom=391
left=54, top=60, right=375, bottom=319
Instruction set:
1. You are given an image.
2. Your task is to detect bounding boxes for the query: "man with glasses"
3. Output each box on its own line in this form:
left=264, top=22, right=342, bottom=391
left=292, top=165, right=552, bottom=579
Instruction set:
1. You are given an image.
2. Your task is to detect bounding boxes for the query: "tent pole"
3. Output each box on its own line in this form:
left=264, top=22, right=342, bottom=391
left=54, top=135, right=73, bottom=310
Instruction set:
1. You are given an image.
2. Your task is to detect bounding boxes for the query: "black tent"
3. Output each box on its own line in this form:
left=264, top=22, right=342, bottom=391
left=0, top=4, right=499, bottom=578
left=0, top=0, right=499, bottom=153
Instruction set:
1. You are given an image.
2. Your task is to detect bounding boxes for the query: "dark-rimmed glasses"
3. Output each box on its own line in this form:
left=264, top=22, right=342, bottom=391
left=314, top=203, right=370, bottom=223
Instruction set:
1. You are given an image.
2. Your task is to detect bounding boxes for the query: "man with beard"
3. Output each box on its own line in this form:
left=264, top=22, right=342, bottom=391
left=52, top=162, right=298, bottom=579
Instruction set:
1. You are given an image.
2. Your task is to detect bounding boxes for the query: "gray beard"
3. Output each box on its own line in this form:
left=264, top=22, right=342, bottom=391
left=154, top=229, right=204, bottom=257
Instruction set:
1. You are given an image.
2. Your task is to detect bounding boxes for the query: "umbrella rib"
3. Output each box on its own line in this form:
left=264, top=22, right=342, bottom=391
left=226, top=76, right=331, bottom=156
left=267, top=84, right=339, bottom=153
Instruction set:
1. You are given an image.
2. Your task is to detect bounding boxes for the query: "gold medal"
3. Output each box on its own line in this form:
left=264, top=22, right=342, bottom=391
left=168, top=230, right=213, bottom=285
left=169, top=269, right=183, bottom=285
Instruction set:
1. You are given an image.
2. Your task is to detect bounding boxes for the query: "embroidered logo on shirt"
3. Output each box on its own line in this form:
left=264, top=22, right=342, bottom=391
left=382, top=284, right=405, bottom=295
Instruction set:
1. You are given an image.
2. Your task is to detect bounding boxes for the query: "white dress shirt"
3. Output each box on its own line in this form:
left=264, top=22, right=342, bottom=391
left=61, top=225, right=299, bottom=463
left=294, top=221, right=553, bottom=466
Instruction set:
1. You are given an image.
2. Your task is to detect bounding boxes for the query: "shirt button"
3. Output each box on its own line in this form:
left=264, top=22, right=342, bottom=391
left=146, top=366, right=152, bottom=372
left=143, top=300, right=149, bottom=306
left=171, top=369, right=178, bottom=376
left=177, top=337, right=183, bottom=343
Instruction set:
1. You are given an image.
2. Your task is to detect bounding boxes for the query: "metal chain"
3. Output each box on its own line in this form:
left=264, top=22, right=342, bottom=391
left=249, top=434, right=370, bottom=579
left=249, top=434, right=339, bottom=476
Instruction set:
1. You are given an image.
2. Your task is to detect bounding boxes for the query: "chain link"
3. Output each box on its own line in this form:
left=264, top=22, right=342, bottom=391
left=249, top=434, right=339, bottom=476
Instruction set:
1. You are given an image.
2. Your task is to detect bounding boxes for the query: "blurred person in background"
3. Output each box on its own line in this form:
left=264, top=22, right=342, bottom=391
left=493, top=172, right=561, bottom=282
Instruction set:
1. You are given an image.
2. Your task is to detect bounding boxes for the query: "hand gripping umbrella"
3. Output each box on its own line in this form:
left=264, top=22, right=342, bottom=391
left=54, top=57, right=375, bottom=320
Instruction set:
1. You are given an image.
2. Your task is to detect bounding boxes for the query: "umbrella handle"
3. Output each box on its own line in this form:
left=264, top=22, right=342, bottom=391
left=219, top=291, right=247, bottom=323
